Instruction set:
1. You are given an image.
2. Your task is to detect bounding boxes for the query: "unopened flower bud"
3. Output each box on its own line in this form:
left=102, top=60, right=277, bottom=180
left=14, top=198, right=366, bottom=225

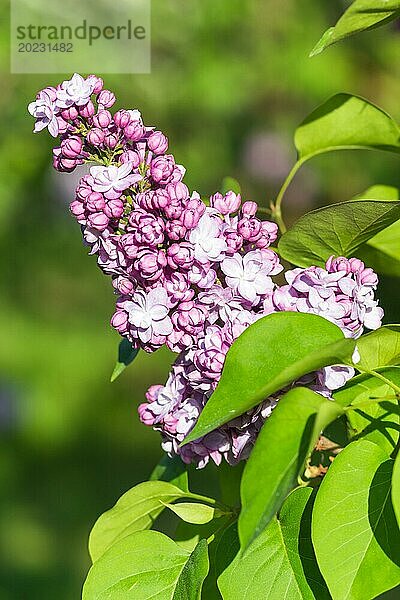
left=241, top=201, right=258, bottom=217
left=97, top=89, right=116, bottom=108
left=148, top=131, right=168, bottom=155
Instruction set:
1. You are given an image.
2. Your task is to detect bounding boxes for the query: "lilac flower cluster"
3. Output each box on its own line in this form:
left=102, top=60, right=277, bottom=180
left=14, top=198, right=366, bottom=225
left=29, top=74, right=384, bottom=468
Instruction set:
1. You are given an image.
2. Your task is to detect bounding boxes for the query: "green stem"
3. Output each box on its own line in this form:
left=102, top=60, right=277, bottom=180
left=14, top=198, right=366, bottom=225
left=271, top=159, right=304, bottom=234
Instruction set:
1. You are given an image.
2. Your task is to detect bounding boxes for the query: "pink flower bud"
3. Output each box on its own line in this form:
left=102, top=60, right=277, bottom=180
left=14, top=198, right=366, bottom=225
left=79, top=101, right=95, bottom=118
left=211, top=191, right=241, bottom=215
left=97, top=89, right=116, bottom=108
left=92, top=110, right=112, bottom=129
left=147, top=131, right=169, bottom=155
left=88, top=211, right=109, bottom=231
left=114, top=109, right=131, bottom=129
left=124, top=120, right=145, bottom=142
left=41, top=86, right=57, bottom=101
left=241, top=201, right=258, bottom=216
left=120, top=150, right=141, bottom=167
left=166, top=182, right=189, bottom=202
left=61, top=135, right=83, bottom=159
left=166, top=220, right=187, bottom=241
left=70, top=200, right=86, bottom=221
left=86, top=74, right=104, bottom=95
left=104, top=198, right=124, bottom=219
left=86, top=127, right=105, bottom=146
left=86, top=192, right=105, bottom=212
left=224, top=229, right=243, bottom=253
left=111, top=310, right=128, bottom=334
left=104, top=132, right=119, bottom=149
left=167, top=243, right=194, bottom=270
left=61, top=106, right=79, bottom=121
left=112, top=276, right=135, bottom=295
left=237, top=217, right=262, bottom=242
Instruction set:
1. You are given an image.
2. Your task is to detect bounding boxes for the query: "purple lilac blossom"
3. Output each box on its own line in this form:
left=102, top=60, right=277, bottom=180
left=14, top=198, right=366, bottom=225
left=29, top=74, right=384, bottom=468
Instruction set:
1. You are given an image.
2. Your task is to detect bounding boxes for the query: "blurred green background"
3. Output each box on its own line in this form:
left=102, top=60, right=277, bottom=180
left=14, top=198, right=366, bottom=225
left=1, top=1, right=400, bottom=598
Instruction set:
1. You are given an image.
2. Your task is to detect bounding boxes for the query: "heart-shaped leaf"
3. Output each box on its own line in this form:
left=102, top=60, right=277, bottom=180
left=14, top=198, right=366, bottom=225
left=278, top=200, right=400, bottom=268
left=239, top=387, right=343, bottom=549
left=183, top=313, right=354, bottom=444
left=83, top=531, right=209, bottom=600
left=312, top=439, right=400, bottom=600
left=218, top=488, right=330, bottom=599
left=88, top=481, right=209, bottom=562
left=310, top=1, right=400, bottom=57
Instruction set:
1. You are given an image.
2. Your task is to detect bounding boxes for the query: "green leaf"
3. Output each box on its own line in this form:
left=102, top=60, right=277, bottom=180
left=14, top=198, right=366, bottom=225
left=218, top=488, right=330, bottom=599
left=353, top=186, right=400, bottom=277
left=163, top=502, right=219, bottom=525
left=150, top=454, right=189, bottom=492
left=278, top=200, right=400, bottom=268
left=392, top=452, right=400, bottom=528
left=310, top=1, right=400, bottom=57
left=221, top=176, right=241, bottom=196
left=83, top=531, right=209, bottom=600
left=295, top=94, right=400, bottom=161
left=88, top=481, right=200, bottom=562
left=334, top=367, right=400, bottom=454
left=312, top=439, right=400, bottom=600
left=182, top=312, right=354, bottom=444
left=110, top=338, right=139, bottom=382
left=353, top=185, right=400, bottom=202
left=239, top=387, right=343, bottom=549
left=355, top=326, right=400, bottom=370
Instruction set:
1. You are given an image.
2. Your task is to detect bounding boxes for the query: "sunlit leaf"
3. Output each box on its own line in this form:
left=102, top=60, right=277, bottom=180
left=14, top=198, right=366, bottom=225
left=183, top=313, right=354, bottom=444
left=310, top=0, right=400, bottom=57
left=163, top=501, right=219, bottom=525
left=295, top=94, right=400, bottom=161
left=278, top=200, right=400, bottom=268
left=239, top=387, right=343, bottom=549
left=219, top=488, right=329, bottom=599
left=392, top=452, right=400, bottom=528
left=221, top=176, right=241, bottom=195
left=334, top=367, right=400, bottom=454
left=312, top=439, right=400, bottom=600
left=83, top=531, right=209, bottom=599
left=88, top=481, right=204, bottom=562
left=355, top=326, right=400, bottom=370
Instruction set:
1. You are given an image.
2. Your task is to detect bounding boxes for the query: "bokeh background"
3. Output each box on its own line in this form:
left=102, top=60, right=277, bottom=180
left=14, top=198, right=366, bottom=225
left=1, top=1, right=400, bottom=598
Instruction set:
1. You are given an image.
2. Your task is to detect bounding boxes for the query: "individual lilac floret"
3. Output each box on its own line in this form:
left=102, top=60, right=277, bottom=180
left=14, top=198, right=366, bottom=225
left=89, top=164, right=142, bottom=200
left=56, top=73, right=96, bottom=108
left=189, top=210, right=228, bottom=263
left=221, top=249, right=282, bottom=304
left=123, top=287, right=173, bottom=346
left=28, top=89, right=59, bottom=137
